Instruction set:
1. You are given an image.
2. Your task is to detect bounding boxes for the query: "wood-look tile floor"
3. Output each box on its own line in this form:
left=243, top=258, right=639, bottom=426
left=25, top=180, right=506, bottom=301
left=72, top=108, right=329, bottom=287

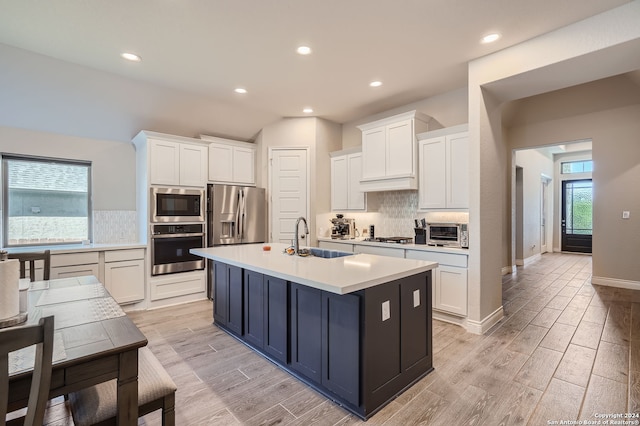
left=43, top=252, right=639, bottom=425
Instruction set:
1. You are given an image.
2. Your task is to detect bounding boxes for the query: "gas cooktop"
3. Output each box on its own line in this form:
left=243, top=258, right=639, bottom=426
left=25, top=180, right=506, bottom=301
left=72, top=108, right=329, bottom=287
left=365, top=237, right=413, bottom=244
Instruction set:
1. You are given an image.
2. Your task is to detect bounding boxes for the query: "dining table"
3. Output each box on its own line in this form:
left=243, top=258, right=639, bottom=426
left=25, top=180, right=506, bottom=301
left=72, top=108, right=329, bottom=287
left=6, top=275, right=147, bottom=425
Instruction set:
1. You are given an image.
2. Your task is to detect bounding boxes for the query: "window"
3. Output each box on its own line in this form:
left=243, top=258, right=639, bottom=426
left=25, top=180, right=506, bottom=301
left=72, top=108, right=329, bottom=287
left=2, top=155, right=92, bottom=247
left=561, top=160, right=593, bottom=174
left=564, top=180, right=593, bottom=235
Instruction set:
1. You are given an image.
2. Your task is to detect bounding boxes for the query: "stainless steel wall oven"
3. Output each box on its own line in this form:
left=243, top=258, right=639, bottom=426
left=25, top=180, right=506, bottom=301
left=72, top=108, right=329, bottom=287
left=150, top=223, right=205, bottom=275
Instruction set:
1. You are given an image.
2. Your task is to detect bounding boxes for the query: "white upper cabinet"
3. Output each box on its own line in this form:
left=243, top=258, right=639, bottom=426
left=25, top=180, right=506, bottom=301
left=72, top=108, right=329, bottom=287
left=331, top=155, right=348, bottom=210
left=140, top=133, right=207, bottom=187
left=208, top=142, right=233, bottom=182
left=357, top=110, right=431, bottom=192
left=202, top=136, right=256, bottom=186
left=361, top=126, right=386, bottom=181
left=347, top=153, right=365, bottom=210
left=149, top=140, right=181, bottom=186
left=418, top=124, right=469, bottom=209
left=447, top=132, right=469, bottom=208
left=179, top=143, right=208, bottom=187
left=386, top=119, right=414, bottom=177
left=419, top=136, right=447, bottom=208
left=331, top=150, right=366, bottom=211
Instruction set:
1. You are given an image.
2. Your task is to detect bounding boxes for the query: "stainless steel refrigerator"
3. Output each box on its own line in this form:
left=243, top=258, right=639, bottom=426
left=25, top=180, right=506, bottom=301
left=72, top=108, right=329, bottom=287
left=207, top=184, right=267, bottom=298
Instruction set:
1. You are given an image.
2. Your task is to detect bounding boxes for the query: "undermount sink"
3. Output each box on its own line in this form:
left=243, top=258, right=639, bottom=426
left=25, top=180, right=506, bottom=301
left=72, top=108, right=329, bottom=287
left=308, top=248, right=353, bottom=258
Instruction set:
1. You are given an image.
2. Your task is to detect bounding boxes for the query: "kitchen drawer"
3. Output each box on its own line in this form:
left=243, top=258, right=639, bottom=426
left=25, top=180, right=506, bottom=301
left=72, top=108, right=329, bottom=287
left=150, top=272, right=205, bottom=301
left=405, top=250, right=468, bottom=268
left=51, top=264, right=100, bottom=280
left=318, top=241, right=354, bottom=252
left=104, top=248, right=145, bottom=263
left=51, top=252, right=100, bottom=267
left=354, top=245, right=404, bottom=258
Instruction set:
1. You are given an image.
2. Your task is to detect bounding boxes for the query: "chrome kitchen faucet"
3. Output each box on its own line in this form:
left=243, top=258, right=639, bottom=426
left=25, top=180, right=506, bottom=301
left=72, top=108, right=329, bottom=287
left=294, top=216, right=309, bottom=255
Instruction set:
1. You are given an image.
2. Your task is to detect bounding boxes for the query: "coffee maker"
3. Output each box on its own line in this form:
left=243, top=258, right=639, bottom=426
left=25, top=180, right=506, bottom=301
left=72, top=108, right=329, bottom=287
left=330, top=214, right=356, bottom=239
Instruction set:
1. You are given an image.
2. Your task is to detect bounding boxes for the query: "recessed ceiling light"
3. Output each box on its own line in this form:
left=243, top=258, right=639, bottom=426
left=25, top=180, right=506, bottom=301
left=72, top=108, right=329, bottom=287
left=234, top=88, right=247, bottom=94
left=481, top=33, right=501, bottom=44
left=303, top=108, right=313, bottom=114
left=121, top=52, right=141, bottom=62
left=370, top=81, right=383, bottom=87
left=297, top=46, right=312, bottom=55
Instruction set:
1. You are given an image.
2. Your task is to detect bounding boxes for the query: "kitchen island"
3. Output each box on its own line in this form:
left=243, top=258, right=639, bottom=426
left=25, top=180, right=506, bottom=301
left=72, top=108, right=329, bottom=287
left=191, top=243, right=438, bottom=420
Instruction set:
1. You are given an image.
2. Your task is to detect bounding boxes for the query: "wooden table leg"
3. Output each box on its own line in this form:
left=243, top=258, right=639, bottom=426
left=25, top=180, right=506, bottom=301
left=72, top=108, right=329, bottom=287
left=117, top=349, right=139, bottom=425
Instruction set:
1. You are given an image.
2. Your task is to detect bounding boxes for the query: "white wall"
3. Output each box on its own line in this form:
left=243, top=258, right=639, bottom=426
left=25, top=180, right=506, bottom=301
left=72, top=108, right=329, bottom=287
left=514, top=149, right=554, bottom=263
left=508, top=98, right=639, bottom=284
left=467, top=0, right=640, bottom=330
left=257, top=117, right=342, bottom=246
left=0, top=126, right=139, bottom=244
left=340, top=87, right=468, bottom=149
left=0, top=126, right=136, bottom=210
left=0, top=43, right=279, bottom=143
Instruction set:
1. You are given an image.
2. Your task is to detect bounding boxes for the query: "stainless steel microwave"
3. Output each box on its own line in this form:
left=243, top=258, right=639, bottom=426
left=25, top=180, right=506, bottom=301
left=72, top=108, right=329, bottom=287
left=427, top=223, right=469, bottom=248
left=150, top=187, right=205, bottom=223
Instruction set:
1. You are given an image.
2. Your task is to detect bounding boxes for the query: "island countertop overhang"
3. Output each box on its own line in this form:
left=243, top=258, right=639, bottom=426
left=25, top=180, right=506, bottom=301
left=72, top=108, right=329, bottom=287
left=191, top=243, right=438, bottom=295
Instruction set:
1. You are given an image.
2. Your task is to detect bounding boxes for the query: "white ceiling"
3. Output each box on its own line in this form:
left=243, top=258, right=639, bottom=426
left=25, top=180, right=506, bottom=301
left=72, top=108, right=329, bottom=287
left=0, top=0, right=632, bottom=138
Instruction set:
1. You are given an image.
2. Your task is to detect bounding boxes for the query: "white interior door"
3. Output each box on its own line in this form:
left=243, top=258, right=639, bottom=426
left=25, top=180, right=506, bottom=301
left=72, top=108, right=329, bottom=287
left=540, top=175, right=552, bottom=254
left=270, top=149, right=308, bottom=244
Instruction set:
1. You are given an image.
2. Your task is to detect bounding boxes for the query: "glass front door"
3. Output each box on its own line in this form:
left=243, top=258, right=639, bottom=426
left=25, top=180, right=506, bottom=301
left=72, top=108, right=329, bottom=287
left=561, top=179, right=593, bottom=253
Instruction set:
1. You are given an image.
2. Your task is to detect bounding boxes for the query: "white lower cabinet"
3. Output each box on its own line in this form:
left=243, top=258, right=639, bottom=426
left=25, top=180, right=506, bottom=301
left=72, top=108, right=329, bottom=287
left=317, top=240, right=469, bottom=316
left=404, top=249, right=468, bottom=316
left=104, top=249, right=145, bottom=304
left=50, top=248, right=146, bottom=306
left=51, top=252, right=100, bottom=280
left=150, top=271, right=205, bottom=302
left=433, top=265, right=468, bottom=316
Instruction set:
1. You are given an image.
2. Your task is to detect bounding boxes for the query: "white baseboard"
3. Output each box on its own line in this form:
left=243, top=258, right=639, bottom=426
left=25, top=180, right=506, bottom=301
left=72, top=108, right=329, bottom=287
left=515, top=253, right=541, bottom=267
left=433, top=306, right=504, bottom=335
left=524, top=253, right=541, bottom=266
left=464, top=306, right=504, bottom=335
left=432, top=310, right=467, bottom=328
left=592, top=276, right=640, bottom=291
left=502, top=265, right=516, bottom=275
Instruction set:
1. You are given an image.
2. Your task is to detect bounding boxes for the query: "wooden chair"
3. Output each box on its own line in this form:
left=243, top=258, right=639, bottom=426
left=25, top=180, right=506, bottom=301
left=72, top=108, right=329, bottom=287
left=7, top=250, right=51, bottom=282
left=68, top=346, right=177, bottom=426
left=0, top=316, right=55, bottom=426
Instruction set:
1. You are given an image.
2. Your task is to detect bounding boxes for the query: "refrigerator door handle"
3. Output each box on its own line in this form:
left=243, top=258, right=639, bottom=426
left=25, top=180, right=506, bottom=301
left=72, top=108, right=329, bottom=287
left=239, top=189, right=246, bottom=239
left=235, top=191, right=241, bottom=239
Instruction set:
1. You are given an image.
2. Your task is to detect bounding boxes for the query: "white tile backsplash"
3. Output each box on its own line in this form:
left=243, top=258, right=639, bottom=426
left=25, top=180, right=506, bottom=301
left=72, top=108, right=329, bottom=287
left=93, top=210, right=137, bottom=243
left=318, top=191, right=469, bottom=239
left=378, top=191, right=420, bottom=237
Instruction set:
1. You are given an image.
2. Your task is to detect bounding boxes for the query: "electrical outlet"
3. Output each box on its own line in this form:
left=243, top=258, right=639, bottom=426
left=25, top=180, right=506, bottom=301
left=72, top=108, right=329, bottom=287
left=623, top=211, right=630, bottom=219
left=413, top=290, right=420, bottom=308
left=381, top=301, right=390, bottom=321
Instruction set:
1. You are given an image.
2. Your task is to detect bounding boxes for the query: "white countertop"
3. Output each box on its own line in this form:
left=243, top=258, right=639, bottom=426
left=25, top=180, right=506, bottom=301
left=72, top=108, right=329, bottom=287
left=317, top=237, right=469, bottom=255
left=191, top=243, right=438, bottom=295
left=3, top=242, right=147, bottom=255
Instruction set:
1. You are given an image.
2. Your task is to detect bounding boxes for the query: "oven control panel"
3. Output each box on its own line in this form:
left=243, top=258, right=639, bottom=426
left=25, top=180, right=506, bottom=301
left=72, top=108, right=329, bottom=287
left=152, top=223, right=204, bottom=235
